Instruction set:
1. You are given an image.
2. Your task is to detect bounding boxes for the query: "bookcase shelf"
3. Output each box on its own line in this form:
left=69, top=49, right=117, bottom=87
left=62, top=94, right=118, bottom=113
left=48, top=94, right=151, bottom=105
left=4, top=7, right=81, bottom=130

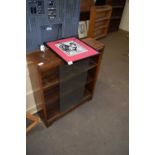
left=27, top=38, right=104, bottom=127
left=46, top=88, right=93, bottom=124
left=42, top=59, right=98, bottom=91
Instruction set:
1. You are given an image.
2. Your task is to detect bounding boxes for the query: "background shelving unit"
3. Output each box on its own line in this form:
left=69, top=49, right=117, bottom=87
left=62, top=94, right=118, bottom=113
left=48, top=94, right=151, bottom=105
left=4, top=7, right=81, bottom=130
left=80, top=0, right=126, bottom=33
left=27, top=38, right=104, bottom=127
left=105, top=0, right=126, bottom=32
left=88, top=5, right=112, bottom=39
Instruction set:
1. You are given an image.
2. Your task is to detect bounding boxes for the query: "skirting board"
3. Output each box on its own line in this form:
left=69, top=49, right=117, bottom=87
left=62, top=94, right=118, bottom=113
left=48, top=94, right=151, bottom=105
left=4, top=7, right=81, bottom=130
left=26, top=91, right=42, bottom=114
left=26, top=103, right=42, bottom=114
left=119, top=29, right=129, bottom=34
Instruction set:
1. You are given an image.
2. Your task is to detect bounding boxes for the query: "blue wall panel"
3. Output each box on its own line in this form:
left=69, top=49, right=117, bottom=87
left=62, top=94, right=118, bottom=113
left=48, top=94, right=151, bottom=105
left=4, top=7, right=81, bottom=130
left=26, top=0, right=80, bottom=53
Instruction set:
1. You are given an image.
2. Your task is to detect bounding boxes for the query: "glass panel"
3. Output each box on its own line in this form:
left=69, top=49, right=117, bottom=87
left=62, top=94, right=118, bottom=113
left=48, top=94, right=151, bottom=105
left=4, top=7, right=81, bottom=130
left=59, top=59, right=90, bottom=112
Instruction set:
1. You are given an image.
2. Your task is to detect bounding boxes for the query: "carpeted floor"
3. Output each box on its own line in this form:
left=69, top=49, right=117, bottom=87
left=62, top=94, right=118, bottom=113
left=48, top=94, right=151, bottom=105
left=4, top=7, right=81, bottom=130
left=27, top=30, right=129, bottom=155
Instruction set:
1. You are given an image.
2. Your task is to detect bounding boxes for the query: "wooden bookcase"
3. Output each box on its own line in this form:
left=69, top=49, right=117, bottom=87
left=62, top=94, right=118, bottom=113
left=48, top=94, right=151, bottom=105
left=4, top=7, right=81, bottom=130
left=80, top=0, right=126, bottom=33
left=27, top=38, right=104, bottom=127
left=80, top=0, right=94, bottom=21
left=88, top=5, right=112, bottom=39
left=105, top=0, right=126, bottom=32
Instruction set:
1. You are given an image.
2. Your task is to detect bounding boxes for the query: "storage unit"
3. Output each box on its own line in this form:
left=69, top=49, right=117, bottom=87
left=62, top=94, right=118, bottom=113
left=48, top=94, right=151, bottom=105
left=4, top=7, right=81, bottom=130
left=80, top=0, right=94, bottom=21
left=105, top=0, right=126, bottom=32
left=95, top=0, right=126, bottom=32
left=80, top=0, right=126, bottom=33
left=88, top=5, right=112, bottom=39
left=27, top=38, right=104, bottom=127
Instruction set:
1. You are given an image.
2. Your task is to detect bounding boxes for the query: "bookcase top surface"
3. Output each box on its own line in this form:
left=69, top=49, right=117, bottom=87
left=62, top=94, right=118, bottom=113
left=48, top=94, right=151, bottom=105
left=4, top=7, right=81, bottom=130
left=27, top=38, right=104, bottom=68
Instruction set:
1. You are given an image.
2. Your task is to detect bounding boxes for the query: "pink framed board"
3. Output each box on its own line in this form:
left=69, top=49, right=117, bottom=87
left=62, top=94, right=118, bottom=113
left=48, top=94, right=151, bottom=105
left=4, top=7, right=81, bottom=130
left=47, top=37, right=99, bottom=65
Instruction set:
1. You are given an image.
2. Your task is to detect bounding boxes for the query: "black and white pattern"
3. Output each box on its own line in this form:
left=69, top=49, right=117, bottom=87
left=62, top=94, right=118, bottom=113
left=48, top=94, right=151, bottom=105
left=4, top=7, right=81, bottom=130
left=55, top=41, right=88, bottom=56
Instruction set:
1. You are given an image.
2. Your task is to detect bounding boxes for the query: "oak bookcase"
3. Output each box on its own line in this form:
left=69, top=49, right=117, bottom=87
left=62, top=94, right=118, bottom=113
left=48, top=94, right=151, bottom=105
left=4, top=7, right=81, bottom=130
left=27, top=38, right=104, bottom=127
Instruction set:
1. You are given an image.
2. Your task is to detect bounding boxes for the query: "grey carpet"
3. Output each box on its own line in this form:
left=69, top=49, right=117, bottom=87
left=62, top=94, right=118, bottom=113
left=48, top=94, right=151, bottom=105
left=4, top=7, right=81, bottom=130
left=26, top=31, right=129, bottom=155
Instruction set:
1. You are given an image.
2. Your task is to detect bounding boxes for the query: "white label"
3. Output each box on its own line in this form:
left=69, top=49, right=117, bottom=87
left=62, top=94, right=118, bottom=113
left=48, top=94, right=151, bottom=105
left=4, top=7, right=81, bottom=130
left=40, top=45, right=45, bottom=52
left=68, top=61, right=73, bottom=65
left=38, top=62, right=44, bottom=66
